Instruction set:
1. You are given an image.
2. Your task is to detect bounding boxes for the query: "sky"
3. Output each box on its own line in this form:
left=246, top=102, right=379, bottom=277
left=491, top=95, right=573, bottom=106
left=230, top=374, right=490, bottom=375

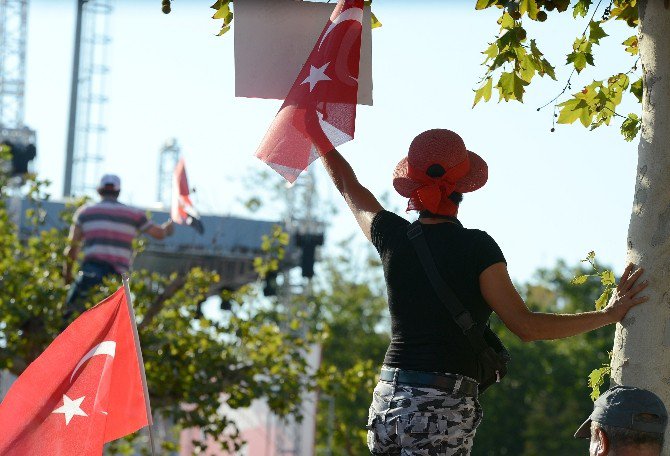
left=22, top=0, right=641, bottom=284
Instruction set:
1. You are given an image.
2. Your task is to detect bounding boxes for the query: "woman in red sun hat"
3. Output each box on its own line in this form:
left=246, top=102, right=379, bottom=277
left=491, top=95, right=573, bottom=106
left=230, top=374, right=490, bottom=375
left=319, top=129, right=648, bottom=455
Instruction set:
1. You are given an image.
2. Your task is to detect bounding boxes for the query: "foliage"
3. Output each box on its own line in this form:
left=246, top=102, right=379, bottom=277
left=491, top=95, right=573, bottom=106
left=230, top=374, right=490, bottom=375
left=211, top=0, right=233, bottom=37
left=571, top=250, right=616, bottom=312
left=571, top=251, right=617, bottom=401
left=474, top=0, right=642, bottom=141
left=474, top=260, right=615, bottom=455
left=0, top=168, right=318, bottom=454
left=473, top=12, right=556, bottom=105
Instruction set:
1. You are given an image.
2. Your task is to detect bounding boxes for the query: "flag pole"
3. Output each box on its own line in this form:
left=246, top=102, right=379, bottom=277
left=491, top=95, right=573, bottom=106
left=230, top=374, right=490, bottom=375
left=122, top=274, right=157, bottom=456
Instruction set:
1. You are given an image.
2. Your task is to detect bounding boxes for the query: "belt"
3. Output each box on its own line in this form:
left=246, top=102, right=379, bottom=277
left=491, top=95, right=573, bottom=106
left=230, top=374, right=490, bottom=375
left=380, top=368, right=478, bottom=398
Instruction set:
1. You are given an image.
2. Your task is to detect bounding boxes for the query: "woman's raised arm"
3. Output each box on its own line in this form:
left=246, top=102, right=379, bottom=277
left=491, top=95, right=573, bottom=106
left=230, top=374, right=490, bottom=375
left=320, top=149, right=383, bottom=242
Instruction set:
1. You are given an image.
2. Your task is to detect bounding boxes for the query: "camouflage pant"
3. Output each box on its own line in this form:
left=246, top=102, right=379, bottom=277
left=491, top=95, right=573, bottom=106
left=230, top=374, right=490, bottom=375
left=366, top=372, right=483, bottom=455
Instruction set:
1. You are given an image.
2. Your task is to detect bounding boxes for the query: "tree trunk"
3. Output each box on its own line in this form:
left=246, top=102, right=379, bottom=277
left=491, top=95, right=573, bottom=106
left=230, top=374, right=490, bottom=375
left=611, top=0, right=670, bottom=452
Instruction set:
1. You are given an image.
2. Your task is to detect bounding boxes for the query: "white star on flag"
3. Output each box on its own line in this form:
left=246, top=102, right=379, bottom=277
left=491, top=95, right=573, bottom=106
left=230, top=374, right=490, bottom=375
left=301, top=62, right=331, bottom=92
left=52, top=394, right=88, bottom=425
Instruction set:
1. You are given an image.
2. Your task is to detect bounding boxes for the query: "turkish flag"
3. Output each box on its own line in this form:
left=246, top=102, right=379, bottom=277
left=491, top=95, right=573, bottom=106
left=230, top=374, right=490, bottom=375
left=255, top=0, right=364, bottom=182
left=0, top=288, right=150, bottom=455
left=172, top=157, right=204, bottom=234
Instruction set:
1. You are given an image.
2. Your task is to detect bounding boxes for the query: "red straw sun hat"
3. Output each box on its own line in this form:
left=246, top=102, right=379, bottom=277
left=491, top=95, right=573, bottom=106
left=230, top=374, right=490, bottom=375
left=392, top=129, right=488, bottom=215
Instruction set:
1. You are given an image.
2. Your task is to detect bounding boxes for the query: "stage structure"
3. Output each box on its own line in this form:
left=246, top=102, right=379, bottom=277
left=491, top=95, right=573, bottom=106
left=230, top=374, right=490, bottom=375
left=63, top=0, right=113, bottom=197
left=14, top=198, right=296, bottom=292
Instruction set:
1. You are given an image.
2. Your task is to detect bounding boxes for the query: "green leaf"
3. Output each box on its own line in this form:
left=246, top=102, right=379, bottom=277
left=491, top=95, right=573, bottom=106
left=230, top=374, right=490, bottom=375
left=600, top=270, right=615, bottom=286
left=571, top=275, right=589, bottom=285
left=482, top=43, right=498, bottom=61
left=540, top=58, right=557, bottom=80
left=216, top=24, right=231, bottom=36
left=567, top=36, right=594, bottom=73
left=621, top=113, right=641, bottom=142
left=595, top=289, right=610, bottom=311
left=371, top=12, right=382, bottom=29
left=519, top=54, right=537, bottom=83
left=519, top=0, right=539, bottom=20
left=499, top=12, right=515, bottom=29
left=497, top=71, right=529, bottom=102
left=630, top=77, right=643, bottom=103
left=567, top=52, right=591, bottom=73
left=528, top=40, right=556, bottom=80
left=573, top=0, right=592, bottom=18
left=588, top=21, right=608, bottom=45
left=212, top=2, right=230, bottom=19
left=473, top=78, right=493, bottom=107
left=622, top=35, right=639, bottom=55
left=529, top=39, right=542, bottom=58
left=475, top=0, right=500, bottom=10
left=588, top=366, right=611, bottom=401
left=557, top=97, right=590, bottom=125
left=610, top=2, right=639, bottom=27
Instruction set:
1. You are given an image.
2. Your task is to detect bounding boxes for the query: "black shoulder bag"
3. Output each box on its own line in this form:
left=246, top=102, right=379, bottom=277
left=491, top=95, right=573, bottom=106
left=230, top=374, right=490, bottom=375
left=407, top=222, right=510, bottom=394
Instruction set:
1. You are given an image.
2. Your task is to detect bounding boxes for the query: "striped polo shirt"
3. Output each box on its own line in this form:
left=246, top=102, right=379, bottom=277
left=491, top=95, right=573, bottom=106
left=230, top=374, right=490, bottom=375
left=73, top=200, right=154, bottom=273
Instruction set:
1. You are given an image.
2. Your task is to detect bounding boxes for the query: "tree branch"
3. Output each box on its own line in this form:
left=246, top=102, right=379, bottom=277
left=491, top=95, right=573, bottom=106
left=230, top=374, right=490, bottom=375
left=138, top=275, right=187, bottom=331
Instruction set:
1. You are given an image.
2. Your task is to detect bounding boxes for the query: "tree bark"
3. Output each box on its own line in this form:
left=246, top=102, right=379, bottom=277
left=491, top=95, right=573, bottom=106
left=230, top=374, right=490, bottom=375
left=611, top=0, right=670, bottom=452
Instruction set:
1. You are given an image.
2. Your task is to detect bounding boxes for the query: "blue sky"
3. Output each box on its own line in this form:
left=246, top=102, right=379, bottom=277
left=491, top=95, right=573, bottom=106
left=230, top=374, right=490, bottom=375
left=24, top=0, right=640, bottom=283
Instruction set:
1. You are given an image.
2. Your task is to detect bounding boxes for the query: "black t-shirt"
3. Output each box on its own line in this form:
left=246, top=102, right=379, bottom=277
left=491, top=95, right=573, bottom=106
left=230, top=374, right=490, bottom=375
left=371, top=210, right=506, bottom=378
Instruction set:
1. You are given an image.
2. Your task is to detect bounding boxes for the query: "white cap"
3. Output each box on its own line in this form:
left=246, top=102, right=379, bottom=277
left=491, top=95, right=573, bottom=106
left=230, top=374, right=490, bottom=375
left=98, top=174, right=121, bottom=191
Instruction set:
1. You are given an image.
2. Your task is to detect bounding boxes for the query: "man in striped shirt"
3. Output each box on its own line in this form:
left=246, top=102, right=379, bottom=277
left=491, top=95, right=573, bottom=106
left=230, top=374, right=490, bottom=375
left=63, top=174, right=174, bottom=314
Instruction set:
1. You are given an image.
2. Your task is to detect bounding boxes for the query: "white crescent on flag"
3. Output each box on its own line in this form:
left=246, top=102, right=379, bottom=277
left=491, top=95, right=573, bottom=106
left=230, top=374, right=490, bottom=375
left=70, top=341, right=116, bottom=383
left=318, top=7, right=364, bottom=50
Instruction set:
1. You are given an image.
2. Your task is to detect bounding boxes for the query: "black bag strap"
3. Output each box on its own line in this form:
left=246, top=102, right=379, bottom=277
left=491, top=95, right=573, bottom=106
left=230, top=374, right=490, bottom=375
left=407, top=221, right=488, bottom=355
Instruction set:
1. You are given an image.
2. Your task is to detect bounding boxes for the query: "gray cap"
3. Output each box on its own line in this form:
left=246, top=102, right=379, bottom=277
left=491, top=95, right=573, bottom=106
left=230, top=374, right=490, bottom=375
left=575, top=386, right=668, bottom=439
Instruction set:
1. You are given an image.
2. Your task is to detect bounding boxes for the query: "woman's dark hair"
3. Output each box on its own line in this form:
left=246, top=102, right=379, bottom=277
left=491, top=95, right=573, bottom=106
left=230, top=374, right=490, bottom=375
left=418, top=192, right=463, bottom=219
left=448, top=192, right=463, bottom=205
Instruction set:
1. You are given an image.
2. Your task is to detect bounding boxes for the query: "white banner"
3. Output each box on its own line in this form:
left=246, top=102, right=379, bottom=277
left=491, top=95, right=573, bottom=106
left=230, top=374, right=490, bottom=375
left=234, top=0, right=373, bottom=106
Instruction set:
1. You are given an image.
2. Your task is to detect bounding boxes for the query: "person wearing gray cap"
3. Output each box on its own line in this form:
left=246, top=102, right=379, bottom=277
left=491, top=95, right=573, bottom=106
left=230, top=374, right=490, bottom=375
left=63, top=174, right=175, bottom=317
left=575, top=386, right=668, bottom=455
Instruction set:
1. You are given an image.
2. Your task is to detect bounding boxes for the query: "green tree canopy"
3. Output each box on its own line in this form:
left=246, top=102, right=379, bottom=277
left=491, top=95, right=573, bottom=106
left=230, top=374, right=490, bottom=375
left=0, top=163, right=318, bottom=454
left=473, top=0, right=642, bottom=141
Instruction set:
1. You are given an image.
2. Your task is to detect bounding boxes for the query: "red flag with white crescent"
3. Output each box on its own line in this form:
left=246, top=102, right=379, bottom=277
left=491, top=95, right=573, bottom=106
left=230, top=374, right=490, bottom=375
left=172, top=158, right=204, bottom=234
left=255, top=0, right=364, bottom=182
left=0, top=288, right=149, bottom=455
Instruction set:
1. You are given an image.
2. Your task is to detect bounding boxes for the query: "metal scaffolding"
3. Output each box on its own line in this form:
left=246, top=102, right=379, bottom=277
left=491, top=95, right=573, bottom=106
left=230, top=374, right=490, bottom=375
left=156, top=138, right=181, bottom=208
left=0, top=0, right=36, bottom=180
left=0, top=0, right=28, bottom=394
left=0, top=0, right=28, bottom=130
left=64, top=0, right=113, bottom=197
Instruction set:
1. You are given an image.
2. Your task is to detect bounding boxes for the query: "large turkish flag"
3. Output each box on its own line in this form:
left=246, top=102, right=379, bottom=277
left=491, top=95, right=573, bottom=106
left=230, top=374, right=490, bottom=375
left=255, top=0, right=364, bottom=182
left=0, top=288, right=149, bottom=455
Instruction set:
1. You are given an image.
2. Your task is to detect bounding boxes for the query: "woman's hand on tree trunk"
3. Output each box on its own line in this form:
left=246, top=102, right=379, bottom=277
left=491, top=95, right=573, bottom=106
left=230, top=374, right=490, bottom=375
left=603, top=263, right=649, bottom=323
